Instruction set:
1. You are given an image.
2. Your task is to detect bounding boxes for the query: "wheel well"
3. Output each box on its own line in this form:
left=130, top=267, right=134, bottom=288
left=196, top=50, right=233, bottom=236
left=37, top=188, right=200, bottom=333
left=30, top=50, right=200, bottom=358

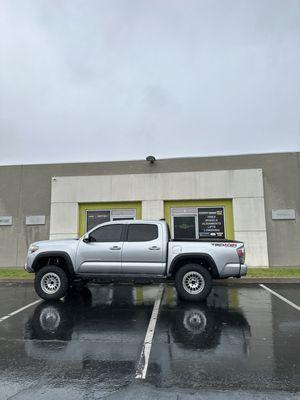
left=170, top=256, right=219, bottom=279
left=33, top=255, right=73, bottom=277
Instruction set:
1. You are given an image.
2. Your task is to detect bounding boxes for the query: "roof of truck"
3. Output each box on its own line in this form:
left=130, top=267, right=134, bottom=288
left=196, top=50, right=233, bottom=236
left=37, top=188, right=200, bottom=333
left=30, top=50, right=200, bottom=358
left=100, top=219, right=167, bottom=224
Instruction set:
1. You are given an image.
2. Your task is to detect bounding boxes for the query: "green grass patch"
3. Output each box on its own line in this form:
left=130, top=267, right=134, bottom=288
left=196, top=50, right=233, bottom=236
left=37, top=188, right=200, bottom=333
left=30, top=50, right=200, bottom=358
left=0, top=268, right=34, bottom=279
left=0, top=267, right=299, bottom=280
left=246, top=268, right=300, bottom=278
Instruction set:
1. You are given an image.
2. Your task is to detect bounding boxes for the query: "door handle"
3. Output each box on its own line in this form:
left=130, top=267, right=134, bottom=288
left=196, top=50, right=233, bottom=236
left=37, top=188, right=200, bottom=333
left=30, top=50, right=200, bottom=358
left=110, top=246, right=121, bottom=250
left=149, top=246, right=160, bottom=250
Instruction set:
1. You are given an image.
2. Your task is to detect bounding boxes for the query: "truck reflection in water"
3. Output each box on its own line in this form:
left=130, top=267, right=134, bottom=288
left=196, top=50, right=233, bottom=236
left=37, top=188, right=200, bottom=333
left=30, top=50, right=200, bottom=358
left=24, top=284, right=251, bottom=381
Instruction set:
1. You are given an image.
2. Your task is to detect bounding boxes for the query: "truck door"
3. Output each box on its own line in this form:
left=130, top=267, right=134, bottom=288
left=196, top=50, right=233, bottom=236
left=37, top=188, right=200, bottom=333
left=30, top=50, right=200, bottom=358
left=77, top=224, right=124, bottom=274
left=122, top=223, right=165, bottom=275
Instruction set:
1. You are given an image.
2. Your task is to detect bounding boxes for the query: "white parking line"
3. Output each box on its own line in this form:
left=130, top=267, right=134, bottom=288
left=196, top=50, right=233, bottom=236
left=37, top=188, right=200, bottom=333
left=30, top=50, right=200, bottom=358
left=135, top=284, right=165, bottom=379
left=260, top=284, right=300, bottom=311
left=0, top=300, right=41, bottom=323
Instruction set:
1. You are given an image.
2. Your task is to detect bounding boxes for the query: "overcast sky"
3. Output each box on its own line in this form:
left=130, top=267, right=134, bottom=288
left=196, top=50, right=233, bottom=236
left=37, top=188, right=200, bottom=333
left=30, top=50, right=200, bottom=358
left=0, top=0, right=299, bottom=166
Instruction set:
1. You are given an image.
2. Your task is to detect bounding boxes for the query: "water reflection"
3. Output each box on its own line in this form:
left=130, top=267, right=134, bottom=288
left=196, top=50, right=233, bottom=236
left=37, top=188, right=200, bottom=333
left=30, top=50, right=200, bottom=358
left=163, top=302, right=250, bottom=352
left=1, top=284, right=299, bottom=395
left=24, top=285, right=251, bottom=366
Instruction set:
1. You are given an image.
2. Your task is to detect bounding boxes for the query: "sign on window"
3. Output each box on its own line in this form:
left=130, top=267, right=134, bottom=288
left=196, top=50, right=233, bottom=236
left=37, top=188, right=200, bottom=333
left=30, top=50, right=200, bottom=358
left=86, top=210, right=110, bottom=231
left=198, top=207, right=225, bottom=238
left=86, top=209, right=136, bottom=232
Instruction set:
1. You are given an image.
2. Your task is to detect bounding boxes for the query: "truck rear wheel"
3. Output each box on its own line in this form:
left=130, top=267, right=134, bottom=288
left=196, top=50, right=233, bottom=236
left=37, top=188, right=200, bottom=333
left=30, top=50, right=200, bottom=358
left=175, top=264, right=212, bottom=302
left=34, top=266, right=69, bottom=300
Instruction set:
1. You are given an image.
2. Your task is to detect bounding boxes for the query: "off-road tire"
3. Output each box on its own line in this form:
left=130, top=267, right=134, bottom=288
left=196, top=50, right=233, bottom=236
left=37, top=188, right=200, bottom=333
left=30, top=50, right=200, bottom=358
left=34, top=265, right=69, bottom=300
left=175, top=264, right=212, bottom=302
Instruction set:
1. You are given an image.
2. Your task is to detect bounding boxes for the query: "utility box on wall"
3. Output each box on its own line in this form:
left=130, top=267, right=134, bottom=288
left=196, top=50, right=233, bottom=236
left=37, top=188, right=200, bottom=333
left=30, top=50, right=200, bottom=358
left=26, top=215, right=46, bottom=225
left=272, top=209, right=296, bottom=220
left=0, top=216, right=13, bottom=226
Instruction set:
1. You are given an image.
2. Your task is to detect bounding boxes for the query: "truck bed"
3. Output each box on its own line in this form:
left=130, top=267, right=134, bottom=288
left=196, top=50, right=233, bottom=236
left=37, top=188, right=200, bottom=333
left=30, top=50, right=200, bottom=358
left=170, top=238, right=243, bottom=243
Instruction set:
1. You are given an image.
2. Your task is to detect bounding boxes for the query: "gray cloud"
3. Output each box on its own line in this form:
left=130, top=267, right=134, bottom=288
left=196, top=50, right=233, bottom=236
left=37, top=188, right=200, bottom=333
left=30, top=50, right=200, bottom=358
left=0, top=0, right=299, bottom=165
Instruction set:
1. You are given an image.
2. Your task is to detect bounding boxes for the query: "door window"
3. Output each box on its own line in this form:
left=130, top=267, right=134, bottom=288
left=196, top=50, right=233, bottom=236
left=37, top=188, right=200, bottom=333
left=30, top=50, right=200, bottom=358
left=127, top=224, right=158, bottom=242
left=173, top=216, right=196, bottom=239
left=89, top=224, right=123, bottom=242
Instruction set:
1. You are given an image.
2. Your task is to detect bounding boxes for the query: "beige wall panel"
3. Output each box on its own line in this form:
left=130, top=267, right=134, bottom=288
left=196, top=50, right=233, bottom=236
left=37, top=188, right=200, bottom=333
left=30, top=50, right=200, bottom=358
left=233, top=198, right=267, bottom=232
left=49, top=233, right=78, bottom=240
left=234, top=231, right=269, bottom=267
left=51, top=169, right=264, bottom=203
left=142, top=201, right=164, bottom=220
left=50, top=202, right=78, bottom=235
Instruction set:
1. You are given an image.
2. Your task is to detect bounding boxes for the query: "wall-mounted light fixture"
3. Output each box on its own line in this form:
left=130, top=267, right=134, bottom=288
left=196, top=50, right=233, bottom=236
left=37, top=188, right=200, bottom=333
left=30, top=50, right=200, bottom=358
left=146, top=155, right=156, bottom=164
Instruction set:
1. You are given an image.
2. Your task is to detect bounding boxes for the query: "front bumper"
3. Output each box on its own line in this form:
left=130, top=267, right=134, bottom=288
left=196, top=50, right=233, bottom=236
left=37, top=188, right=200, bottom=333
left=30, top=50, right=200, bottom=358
left=24, top=263, right=34, bottom=273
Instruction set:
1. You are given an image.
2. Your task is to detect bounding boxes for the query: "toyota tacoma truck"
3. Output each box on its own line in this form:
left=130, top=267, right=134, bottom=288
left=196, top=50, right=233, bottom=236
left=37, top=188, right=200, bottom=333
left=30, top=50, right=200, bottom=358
left=25, top=220, right=247, bottom=301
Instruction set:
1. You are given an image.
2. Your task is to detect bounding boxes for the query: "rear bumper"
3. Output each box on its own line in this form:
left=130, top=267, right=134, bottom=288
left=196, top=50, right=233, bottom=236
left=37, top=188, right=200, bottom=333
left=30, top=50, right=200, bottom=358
left=239, top=264, right=247, bottom=276
left=220, top=263, right=247, bottom=278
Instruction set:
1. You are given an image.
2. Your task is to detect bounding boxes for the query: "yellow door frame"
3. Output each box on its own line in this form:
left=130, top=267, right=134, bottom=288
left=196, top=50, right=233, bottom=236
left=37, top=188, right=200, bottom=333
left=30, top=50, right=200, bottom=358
left=164, top=199, right=234, bottom=240
left=78, top=201, right=142, bottom=236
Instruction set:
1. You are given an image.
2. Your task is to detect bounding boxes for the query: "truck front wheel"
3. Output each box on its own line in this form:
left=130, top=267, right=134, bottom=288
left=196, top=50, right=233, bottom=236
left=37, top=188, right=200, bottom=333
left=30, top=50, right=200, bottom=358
left=34, top=266, right=69, bottom=300
left=175, top=264, right=212, bottom=302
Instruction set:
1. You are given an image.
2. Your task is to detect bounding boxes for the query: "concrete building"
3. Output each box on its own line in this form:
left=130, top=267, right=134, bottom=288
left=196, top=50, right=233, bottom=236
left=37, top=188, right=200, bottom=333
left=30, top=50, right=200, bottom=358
left=0, top=152, right=299, bottom=268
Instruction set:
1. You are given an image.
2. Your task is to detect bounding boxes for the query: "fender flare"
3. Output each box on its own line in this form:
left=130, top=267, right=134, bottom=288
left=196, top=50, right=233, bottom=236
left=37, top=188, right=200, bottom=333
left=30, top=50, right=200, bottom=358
left=31, top=251, right=75, bottom=275
left=168, top=253, right=220, bottom=279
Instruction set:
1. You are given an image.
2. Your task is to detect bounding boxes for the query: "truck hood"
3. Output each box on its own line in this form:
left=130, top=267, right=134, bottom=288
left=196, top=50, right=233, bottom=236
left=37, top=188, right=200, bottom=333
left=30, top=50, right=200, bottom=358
left=32, top=239, right=79, bottom=248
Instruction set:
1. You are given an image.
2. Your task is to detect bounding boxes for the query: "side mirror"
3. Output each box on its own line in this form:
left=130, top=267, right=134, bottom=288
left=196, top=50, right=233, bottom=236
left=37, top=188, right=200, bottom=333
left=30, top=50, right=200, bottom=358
left=83, top=233, right=90, bottom=243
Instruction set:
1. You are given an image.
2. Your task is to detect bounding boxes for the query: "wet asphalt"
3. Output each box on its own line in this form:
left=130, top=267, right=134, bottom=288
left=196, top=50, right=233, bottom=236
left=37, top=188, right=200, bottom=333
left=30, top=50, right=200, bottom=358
left=0, top=282, right=299, bottom=399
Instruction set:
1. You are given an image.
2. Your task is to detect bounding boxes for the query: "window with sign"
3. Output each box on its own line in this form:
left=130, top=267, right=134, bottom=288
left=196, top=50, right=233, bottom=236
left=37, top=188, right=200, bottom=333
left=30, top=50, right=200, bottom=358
left=198, top=207, right=225, bottom=239
left=86, top=209, right=136, bottom=232
left=171, top=207, right=226, bottom=239
left=86, top=210, right=110, bottom=231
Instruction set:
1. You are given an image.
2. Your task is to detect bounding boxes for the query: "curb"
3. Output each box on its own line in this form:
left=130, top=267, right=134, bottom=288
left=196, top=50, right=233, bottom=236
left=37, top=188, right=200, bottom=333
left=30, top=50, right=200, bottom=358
left=214, top=278, right=300, bottom=285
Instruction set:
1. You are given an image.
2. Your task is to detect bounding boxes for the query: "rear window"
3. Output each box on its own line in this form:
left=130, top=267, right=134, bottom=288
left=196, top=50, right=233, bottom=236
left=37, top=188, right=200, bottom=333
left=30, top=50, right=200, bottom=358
left=127, top=224, right=158, bottom=242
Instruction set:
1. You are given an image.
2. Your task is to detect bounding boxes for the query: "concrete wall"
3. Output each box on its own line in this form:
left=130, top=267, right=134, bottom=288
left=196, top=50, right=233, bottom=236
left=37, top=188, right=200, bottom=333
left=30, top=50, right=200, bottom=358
left=0, top=152, right=299, bottom=267
left=49, top=169, right=268, bottom=267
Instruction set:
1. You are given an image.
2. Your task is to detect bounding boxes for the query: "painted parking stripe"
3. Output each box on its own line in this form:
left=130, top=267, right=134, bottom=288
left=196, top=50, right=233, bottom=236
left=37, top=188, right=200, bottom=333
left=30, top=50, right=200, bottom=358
left=260, top=284, right=300, bottom=311
left=0, top=300, right=41, bottom=323
left=135, top=284, right=165, bottom=379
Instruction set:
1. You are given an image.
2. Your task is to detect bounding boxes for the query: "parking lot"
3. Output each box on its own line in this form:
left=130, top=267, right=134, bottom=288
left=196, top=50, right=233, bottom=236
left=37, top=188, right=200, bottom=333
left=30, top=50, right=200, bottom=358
left=0, top=282, right=299, bottom=399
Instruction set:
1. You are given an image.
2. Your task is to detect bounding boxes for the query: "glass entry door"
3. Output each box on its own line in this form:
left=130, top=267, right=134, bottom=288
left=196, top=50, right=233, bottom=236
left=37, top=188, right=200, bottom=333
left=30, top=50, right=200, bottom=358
left=173, top=216, right=197, bottom=239
left=171, top=207, right=198, bottom=239
left=170, top=206, right=226, bottom=239
left=165, top=200, right=233, bottom=240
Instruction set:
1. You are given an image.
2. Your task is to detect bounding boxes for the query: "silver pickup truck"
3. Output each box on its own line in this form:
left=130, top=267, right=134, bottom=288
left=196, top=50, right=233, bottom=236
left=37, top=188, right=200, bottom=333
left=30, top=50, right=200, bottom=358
left=25, top=220, right=247, bottom=301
